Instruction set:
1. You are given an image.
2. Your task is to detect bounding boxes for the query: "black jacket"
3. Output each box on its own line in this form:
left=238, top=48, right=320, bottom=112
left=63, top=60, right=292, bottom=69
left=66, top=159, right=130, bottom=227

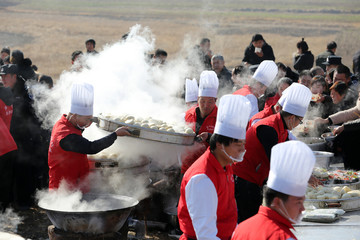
left=216, top=66, right=233, bottom=92
left=293, top=51, right=314, bottom=73
left=242, top=42, right=275, bottom=65
left=316, top=50, right=335, bottom=71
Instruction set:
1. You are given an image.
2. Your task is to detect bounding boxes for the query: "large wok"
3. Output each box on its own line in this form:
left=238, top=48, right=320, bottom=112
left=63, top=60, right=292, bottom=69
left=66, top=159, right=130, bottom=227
left=38, top=193, right=138, bottom=234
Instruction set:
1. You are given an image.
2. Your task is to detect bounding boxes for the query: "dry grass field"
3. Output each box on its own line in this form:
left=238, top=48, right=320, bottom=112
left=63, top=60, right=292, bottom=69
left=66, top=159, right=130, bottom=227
left=0, top=0, right=359, bottom=79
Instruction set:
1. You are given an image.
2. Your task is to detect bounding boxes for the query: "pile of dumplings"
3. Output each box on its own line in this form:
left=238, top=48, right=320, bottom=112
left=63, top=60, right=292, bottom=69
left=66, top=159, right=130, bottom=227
left=100, top=113, right=195, bottom=135
left=306, top=185, right=360, bottom=200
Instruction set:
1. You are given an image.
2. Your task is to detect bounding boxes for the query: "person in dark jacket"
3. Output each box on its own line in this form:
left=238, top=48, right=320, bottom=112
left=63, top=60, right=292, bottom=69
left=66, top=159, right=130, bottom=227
left=242, top=34, right=275, bottom=66
left=293, top=38, right=314, bottom=73
left=316, top=41, right=337, bottom=71
left=8, top=50, right=42, bottom=209
left=211, top=55, right=233, bottom=93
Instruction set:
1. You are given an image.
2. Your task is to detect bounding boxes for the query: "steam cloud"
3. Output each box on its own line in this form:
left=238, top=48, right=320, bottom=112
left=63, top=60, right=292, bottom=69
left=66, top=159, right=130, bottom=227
left=32, top=24, right=209, bottom=213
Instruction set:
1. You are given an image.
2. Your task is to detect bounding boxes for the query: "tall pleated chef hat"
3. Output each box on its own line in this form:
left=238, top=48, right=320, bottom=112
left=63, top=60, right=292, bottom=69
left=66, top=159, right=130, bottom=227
left=185, top=78, right=199, bottom=103
left=70, top=82, right=94, bottom=116
left=252, top=60, right=278, bottom=87
left=282, top=83, right=311, bottom=117
left=267, top=141, right=315, bottom=197
left=198, top=70, right=219, bottom=98
left=214, top=94, right=251, bottom=140
left=277, top=82, right=295, bottom=107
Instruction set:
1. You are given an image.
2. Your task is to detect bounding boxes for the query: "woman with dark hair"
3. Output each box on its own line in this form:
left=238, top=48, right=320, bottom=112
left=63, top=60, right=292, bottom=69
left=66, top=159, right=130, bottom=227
left=293, top=38, right=314, bottom=73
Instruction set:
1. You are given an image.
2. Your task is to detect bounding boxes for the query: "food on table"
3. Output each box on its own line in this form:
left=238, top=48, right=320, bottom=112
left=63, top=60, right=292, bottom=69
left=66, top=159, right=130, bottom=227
left=312, top=167, right=359, bottom=184
left=306, top=185, right=359, bottom=200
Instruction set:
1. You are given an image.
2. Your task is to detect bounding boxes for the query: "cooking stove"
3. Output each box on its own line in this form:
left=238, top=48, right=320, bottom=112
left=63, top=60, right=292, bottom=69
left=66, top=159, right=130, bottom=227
left=48, top=225, right=128, bottom=240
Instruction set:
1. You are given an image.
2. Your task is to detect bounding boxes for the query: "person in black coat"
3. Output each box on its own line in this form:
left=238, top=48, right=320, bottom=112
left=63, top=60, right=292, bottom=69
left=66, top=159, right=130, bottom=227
left=242, top=34, right=275, bottom=66
left=293, top=38, right=314, bottom=73
left=9, top=50, right=44, bottom=209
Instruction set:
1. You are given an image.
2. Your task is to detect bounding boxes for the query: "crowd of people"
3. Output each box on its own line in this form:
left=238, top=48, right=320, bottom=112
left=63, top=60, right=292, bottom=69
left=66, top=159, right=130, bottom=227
left=1, top=33, right=360, bottom=239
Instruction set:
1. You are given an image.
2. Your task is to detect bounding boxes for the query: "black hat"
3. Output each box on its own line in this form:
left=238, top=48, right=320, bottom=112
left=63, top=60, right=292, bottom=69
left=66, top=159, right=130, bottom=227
left=323, top=55, right=342, bottom=66
left=0, top=64, right=18, bottom=75
left=252, top=34, right=264, bottom=42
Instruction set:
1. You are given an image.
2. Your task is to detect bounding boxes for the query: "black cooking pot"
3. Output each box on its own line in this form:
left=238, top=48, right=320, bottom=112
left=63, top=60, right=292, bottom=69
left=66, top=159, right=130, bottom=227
left=38, top=193, right=138, bottom=234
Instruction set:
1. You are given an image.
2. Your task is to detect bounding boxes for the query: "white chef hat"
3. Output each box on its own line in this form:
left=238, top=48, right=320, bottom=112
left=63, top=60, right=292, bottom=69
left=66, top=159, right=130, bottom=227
left=277, top=82, right=294, bottom=107
left=185, top=78, right=199, bottom=103
left=70, top=82, right=94, bottom=116
left=282, top=83, right=311, bottom=117
left=267, top=141, right=315, bottom=197
left=252, top=60, right=278, bottom=87
left=198, top=70, right=219, bottom=98
left=214, top=94, right=251, bottom=140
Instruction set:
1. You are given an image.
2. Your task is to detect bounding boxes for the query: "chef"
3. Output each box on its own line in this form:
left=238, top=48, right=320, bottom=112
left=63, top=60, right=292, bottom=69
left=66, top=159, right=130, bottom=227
left=178, top=94, right=251, bottom=240
left=233, top=83, right=312, bottom=223
left=181, top=70, right=219, bottom=174
left=48, top=82, right=130, bottom=190
left=231, top=141, right=315, bottom=240
left=233, top=60, right=278, bottom=118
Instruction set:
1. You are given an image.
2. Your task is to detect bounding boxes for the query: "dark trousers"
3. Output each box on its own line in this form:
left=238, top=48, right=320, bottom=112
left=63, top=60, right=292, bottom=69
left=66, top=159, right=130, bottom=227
left=234, top=176, right=263, bottom=223
left=0, top=150, right=16, bottom=211
left=337, top=129, right=360, bottom=170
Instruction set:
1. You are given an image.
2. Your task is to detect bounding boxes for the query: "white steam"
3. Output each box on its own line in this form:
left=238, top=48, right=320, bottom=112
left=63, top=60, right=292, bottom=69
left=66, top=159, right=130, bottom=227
left=0, top=208, right=23, bottom=233
left=33, top=24, right=206, bottom=213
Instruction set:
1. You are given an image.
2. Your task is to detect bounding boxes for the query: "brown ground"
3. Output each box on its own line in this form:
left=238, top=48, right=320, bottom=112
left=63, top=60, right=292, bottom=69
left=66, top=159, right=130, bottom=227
left=0, top=1, right=359, bottom=80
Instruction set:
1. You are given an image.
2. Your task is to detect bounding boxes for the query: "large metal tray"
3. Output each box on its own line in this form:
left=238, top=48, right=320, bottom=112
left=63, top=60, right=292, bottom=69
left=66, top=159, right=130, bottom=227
left=96, top=116, right=196, bottom=145
left=305, top=196, right=360, bottom=212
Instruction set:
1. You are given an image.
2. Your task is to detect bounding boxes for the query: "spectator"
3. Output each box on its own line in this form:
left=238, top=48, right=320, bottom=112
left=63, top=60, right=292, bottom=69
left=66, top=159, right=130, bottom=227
left=277, top=62, right=299, bottom=83
left=298, top=70, right=312, bottom=88
left=353, top=49, right=360, bottom=78
left=316, top=41, right=337, bottom=71
left=242, top=34, right=275, bottom=66
left=0, top=47, right=10, bottom=66
left=323, top=55, right=342, bottom=73
left=85, top=39, right=98, bottom=54
left=151, top=49, right=167, bottom=65
left=38, top=74, right=54, bottom=89
left=71, top=50, right=84, bottom=72
left=0, top=78, right=17, bottom=212
left=231, top=65, right=247, bottom=91
left=310, top=66, right=325, bottom=77
left=308, top=76, right=333, bottom=118
left=211, top=55, right=233, bottom=92
left=329, top=81, right=355, bottom=113
left=293, top=38, right=314, bottom=73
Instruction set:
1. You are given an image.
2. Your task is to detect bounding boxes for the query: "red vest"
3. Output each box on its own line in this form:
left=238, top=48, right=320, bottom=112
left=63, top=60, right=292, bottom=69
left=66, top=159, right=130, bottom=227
left=0, top=99, right=13, bottom=129
left=0, top=115, right=17, bottom=156
left=264, top=93, right=280, bottom=110
left=247, top=105, right=275, bottom=130
left=232, top=113, right=288, bottom=186
left=182, top=105, right=217, bottom=173
left=48, top=114, right=89, bottom=189
left=233, top=85, right=253, bottom=97
left=231, top=206, right=296, bottom=240
left=178, top=149, right=237, bottom=240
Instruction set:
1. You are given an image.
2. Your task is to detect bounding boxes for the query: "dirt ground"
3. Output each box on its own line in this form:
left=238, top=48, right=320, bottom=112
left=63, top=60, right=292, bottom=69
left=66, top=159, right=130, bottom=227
left=0, top=1, right=359, bottom=80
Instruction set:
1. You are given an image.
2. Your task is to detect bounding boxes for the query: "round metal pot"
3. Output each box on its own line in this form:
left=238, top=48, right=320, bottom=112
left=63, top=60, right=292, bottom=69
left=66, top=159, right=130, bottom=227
left=39, top=194, right=139, bottom=234
left=313, top=151, right=334, bottom=169
left=298, top=137, right=326, bottom=151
